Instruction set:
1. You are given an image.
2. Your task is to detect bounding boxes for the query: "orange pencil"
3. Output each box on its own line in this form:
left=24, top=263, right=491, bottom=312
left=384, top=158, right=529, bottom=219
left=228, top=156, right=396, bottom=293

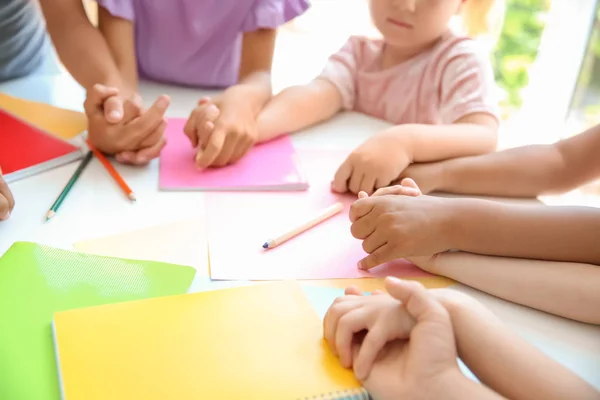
left=85, top=140, right=136, bottom=202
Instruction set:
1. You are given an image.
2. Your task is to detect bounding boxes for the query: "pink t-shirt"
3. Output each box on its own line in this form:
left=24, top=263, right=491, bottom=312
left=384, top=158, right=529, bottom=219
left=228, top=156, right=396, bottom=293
left=319, top=33, right=500, bottom=125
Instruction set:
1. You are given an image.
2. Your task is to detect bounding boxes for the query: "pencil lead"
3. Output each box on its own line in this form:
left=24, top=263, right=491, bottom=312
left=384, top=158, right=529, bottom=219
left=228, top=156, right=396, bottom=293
left=262, top=242, right=269, bottom=249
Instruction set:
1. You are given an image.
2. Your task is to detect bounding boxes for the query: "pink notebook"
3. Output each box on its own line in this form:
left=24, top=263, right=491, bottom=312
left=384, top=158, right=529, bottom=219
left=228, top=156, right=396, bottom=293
left=159, top=118, right=308, bottom=191
left=206, top=150, right=434, bottom=281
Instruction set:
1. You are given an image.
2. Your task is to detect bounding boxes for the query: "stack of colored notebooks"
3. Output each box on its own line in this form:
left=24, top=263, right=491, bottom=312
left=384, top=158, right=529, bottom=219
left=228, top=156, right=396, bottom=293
left=0, top=242, right=368, bottom=399
left=0, top=109, right=83, bottom=183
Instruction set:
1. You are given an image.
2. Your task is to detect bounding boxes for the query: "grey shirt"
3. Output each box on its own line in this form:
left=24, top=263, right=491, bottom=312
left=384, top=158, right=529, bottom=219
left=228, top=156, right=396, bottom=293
left=0, top=0, right=52, bottom=82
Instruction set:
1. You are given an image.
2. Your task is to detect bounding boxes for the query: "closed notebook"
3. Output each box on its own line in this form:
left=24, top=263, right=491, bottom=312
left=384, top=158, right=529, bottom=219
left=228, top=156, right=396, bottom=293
left=0, top=93, right=87, bottom=140
left=52, top=281, right=367, bottom=400
left=0, top=109, right=83, bottom=183
left=159, top=118, right=308, bottom=191
left=0, top=242, right=196, bottom=400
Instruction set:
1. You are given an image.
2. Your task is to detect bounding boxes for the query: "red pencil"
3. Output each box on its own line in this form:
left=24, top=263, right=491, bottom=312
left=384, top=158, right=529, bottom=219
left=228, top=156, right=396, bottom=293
left=86, top=139, right=136, bottom=202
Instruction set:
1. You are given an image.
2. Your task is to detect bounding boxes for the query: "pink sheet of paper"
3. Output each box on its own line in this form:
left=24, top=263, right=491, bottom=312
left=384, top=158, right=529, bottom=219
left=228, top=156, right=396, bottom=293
left=159, top=118, right=308, bottom=191
left=206, top=150, right=434, bottom=280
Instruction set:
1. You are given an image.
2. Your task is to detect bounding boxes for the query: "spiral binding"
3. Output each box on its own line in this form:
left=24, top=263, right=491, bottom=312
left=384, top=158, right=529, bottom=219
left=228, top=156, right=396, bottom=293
left=298, top=388, right=371, bottom=400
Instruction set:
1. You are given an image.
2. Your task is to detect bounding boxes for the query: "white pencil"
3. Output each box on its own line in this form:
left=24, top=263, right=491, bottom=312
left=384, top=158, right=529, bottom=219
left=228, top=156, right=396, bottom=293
left=262, top=202, right=344, bottom=250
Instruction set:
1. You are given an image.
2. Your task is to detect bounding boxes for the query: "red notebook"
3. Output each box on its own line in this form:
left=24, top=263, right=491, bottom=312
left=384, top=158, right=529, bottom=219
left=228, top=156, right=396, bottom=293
left=0, top=109, right=83, bottom=183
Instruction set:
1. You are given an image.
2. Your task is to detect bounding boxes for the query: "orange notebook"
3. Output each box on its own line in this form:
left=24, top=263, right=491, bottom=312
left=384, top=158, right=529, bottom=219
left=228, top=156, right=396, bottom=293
left=52, top=281, right=367, bottom=400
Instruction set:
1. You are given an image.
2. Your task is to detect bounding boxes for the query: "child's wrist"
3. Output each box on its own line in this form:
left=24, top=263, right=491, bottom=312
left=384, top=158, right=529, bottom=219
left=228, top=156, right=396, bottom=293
left=223, top=82, right=271, bottom=116
left=382, top=125, right=416, bottom=163
left=438, top=198, right=465, bottom=251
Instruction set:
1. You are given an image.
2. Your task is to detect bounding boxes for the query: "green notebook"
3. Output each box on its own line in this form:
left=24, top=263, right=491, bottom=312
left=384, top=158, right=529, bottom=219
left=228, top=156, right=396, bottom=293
left=0, top=242, right=196, bottom=400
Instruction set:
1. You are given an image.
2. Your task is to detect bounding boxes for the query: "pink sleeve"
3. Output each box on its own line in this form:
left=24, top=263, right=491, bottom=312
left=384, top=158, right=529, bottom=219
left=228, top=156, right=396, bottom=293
left=96, top=0, right=135, bottom=21
left=439, top=44, right=500, bottom=124
left=317, top=38, right=358, bottom=111
left=241, top=0, right=310, bottom=32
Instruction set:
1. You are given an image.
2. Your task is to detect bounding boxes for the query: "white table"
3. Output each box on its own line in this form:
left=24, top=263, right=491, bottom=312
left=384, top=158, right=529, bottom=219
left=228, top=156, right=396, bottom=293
left=1, top=74, right=599, bottom=390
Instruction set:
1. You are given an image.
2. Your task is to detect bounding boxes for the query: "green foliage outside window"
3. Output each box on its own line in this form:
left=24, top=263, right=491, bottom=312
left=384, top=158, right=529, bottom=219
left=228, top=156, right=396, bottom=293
left=492, top=0, right=551, bottom=118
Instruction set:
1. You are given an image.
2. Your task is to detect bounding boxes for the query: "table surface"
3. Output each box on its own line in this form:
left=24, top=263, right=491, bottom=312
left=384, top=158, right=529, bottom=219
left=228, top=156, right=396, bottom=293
left=1, top=73, right=599, bottom=390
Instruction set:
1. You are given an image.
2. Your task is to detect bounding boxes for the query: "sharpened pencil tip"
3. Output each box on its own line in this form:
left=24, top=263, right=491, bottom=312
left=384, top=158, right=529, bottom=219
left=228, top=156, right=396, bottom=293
left=262, top=242, right=269, bottom=249
left=45, top=211, right=55, bottom=222
left=128, top=193, right=137, bottom=202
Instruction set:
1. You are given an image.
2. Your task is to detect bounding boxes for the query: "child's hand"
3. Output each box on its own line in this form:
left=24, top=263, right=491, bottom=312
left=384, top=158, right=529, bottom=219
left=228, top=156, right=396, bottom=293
left=398, top=162, right=444, bottom=195
left=347, top=278, right=459, bottom=400
left=0, top=167, right=14, bottom=220
left=184, top=96, right=258, bottom=168
left=349, top=194, right=453, bottom=270
left=85, top=84, right=170, bottom=165
left=323, top=282, right=416, bottom=378
left=359, top=178, right=422, bottom=199
left=332, top=130, right=412, bottom=195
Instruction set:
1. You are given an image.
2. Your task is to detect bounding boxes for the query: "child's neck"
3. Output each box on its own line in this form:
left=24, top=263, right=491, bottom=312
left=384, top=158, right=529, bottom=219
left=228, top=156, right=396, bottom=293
left=381, top=33, right=448, bottom=69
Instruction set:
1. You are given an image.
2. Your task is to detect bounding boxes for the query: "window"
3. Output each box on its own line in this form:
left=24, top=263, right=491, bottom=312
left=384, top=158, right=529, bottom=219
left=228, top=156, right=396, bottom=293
left=565, top=1, right=600, bottom=136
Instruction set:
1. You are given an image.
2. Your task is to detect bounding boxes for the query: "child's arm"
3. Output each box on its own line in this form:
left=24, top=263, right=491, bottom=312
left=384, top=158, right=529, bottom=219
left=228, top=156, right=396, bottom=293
left=381, top=112, right=498, bottom=163
left=256, top=79, right=344, bottom=141
left=404, top=114, right=498, bottom=161
left=350, top=194, right=600, bottom=268
left=433, top=289, right=600, bottom=400
left=40, top=0, right=131, bottom=93
left=413, top=252, right=600, bottom=324
left=219, top=28, right=277, bottom=116
left=257, top=38, right=356, bottom=142
left=97, top=6, right=138, bottom=91
left=403, top=123, right=600, bottom=196
left=445, top=199, right=600, bottom=265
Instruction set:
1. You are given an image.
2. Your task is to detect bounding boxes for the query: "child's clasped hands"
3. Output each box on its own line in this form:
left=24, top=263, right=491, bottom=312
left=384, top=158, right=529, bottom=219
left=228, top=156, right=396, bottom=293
left=184, top=95, right=259, bottom=168
left=85, top=84, right=170, bottom=165
left=324, top=277, right=460, bottom=400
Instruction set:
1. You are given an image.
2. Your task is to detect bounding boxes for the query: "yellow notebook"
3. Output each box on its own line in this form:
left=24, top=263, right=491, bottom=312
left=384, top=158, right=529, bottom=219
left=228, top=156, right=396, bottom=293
left=52, top=281, right=367, bottom=400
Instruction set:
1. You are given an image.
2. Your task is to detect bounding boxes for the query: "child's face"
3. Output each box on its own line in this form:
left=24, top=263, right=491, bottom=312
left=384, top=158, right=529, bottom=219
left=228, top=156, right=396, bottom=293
left=369, top=0, right=462, bottom=50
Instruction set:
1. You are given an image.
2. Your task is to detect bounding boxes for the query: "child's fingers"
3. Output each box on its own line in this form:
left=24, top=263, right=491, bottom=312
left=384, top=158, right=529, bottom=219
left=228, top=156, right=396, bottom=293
left=137, top=117, right=167, bottom=150
left=344, top=286, right=362, bottom=296
left=0, top=175, right=14, bottom=220
left=353, top=326, right=387, bottom=380
left=197, top=96, right=212, bottom=106
left=332, top=158, right=353, bottom=193
left=122, top=98, right=143, bottom=124
left=0, top=195, right=10, bottom=220
left=130, top=95, right=170, bottom=137
left=357, top=191, right=369, bottom=199
left=134, top=121, right=167, bottom=164
left=183, top=112, right=199, bottom=148
left=115, top=151, right=136, bottom=164
left=212, top=132, right=238, bottom=167
left=358, top=244, right=393, bottom=270
left=371, top=185, right=420, bottom=198
left=0, top=174, right=14, bottom=209
left=84, top=84, right=119, bottom=114
left=196, top=105, right=220, bottom=148
left=359, top=173, right=377, bottom=195
left=335, top=308, right=369, bottom=368
left=229, top=136, right=254, bottom=164
left=348, top=169, right=363, bottom=194
left=103, top=95, right=126, bottom=123
left=323, top=298, right=361, bottom=356
left=385, top=277, right=447, bottom=324
left=400, top=178, right=421, bottom=194
left=132, top=136, right=167, bottom=165
left=196, top=126, right=226, bottom=168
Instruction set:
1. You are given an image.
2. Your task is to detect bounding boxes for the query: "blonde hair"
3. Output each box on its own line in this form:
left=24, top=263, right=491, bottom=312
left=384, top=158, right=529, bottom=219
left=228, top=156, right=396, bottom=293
left=461, top=0, right=506, bottom=39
